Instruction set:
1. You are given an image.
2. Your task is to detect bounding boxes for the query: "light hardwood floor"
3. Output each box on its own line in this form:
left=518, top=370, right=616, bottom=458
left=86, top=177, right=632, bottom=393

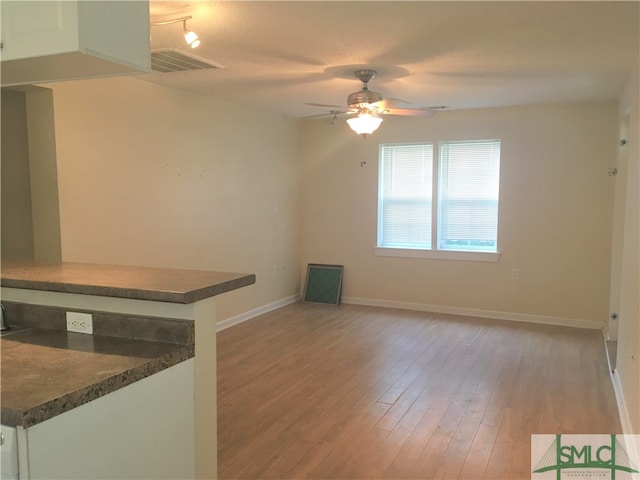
left=217, top=303, right=621, bottom=479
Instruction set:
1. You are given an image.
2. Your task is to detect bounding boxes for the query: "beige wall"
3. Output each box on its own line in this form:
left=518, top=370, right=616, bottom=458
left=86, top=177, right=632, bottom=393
left=614, top=60, right=639, bottom=433
left=299, top=101, right=617, bottom=326
left=1, top=89, right=35, bottom=260
left=1, top=86, right=62, bottom=263
left=24, top=86, right=63, bottom=263
left=48, top=76, right=300, bottom=321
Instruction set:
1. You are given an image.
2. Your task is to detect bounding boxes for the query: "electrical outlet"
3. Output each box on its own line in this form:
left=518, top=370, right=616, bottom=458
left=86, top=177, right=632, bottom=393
left=66, top=312, right=93, bottom=334
left=272, top=265, right=287, bottom=276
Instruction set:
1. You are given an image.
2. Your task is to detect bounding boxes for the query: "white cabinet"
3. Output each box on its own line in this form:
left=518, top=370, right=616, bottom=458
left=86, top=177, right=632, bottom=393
left=16, top=359, right=195, bottom=480
left=1, top=1, right=150, bottom=86
left=0, top=425, right=19, bottom=480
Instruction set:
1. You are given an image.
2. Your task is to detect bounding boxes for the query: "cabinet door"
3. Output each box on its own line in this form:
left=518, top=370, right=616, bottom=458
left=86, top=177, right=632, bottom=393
left=25, top=360, right=195, bottom=480
left=0, top=1, right=79, bottom=62
left=0, top=424, right=19, bottom=479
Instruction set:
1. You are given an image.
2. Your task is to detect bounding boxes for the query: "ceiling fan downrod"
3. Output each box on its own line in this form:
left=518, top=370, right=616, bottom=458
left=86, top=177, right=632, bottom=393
left=354, top=69, right=377, bottom=88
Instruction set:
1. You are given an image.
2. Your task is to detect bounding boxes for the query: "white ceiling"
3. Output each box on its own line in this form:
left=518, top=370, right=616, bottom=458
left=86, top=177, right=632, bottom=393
left=144, top=1, right=639, bottom=119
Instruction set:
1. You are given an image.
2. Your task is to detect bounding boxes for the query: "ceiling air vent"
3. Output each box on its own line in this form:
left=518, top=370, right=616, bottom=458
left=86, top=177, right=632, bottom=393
left=151, top=48, right=223, bottom=73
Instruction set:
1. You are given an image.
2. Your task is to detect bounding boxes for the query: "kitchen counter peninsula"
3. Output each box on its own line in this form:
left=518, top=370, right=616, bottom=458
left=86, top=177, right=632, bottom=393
left=0, top=261, right=255, bottom=303
left=0, top=261, right=256, bottom=480
left=1, top=326, right=193, bottom=428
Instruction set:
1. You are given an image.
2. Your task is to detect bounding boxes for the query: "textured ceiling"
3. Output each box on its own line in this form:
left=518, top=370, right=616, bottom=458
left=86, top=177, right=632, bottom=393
left=143, top=1, right=639, bottom=118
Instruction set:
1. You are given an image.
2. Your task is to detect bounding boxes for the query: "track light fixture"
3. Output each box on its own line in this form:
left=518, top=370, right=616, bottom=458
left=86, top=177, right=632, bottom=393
left=150, top=15, right=200, bottom=49
left=183, top=27, right=200, bottom=48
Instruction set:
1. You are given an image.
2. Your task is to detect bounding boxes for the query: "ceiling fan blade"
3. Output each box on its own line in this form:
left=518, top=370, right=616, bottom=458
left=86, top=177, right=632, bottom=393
left=305, top=102, right=345, bottom=109
left=374, top=98, right=411, bottom=109
left=383, top=108, right=438, bottom=117
left=303, top=111, right=348, bottom=119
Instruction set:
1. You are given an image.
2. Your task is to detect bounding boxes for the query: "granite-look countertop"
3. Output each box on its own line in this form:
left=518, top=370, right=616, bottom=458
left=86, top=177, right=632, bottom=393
left=1, top=261, right=256, bottom=303
left=1, top=327, right=194, bottom=428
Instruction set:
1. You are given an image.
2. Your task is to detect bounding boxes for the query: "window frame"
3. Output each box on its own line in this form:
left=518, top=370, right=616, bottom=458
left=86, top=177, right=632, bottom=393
left=375, top=140, right=501, bottom=263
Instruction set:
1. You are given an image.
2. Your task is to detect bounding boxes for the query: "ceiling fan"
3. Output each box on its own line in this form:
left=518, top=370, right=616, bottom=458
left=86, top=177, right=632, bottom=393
left=307, top=69, right=441, bottom=137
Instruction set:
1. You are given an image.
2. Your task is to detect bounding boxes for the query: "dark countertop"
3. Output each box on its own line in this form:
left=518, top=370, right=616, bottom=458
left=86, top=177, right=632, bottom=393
left=1, top=261, right=256, bottom=304
left=1, top=327, right=194, bottom=428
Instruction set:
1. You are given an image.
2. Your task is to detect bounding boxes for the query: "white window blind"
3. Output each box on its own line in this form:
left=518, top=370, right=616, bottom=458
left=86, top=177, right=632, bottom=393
left=438, top=140, right=501, bottom=252
left=378, top=144, right=433, bottom=248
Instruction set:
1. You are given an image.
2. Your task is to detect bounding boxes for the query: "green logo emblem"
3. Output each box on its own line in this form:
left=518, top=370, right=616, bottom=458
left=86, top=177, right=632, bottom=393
left=532, top=434, right=639, bottom=479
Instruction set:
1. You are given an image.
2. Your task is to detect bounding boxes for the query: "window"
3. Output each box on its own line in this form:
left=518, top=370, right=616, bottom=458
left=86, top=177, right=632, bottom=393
left=378, top=144, right=434, bottom=249
left=377, top=140, right=501, bottom=260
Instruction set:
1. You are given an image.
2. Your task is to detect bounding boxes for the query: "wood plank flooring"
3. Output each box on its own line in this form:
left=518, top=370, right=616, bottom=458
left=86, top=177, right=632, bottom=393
left=217, top=303, right=621, bottom=479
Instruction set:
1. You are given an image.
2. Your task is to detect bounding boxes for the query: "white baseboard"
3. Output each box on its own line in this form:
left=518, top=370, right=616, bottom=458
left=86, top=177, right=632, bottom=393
left=610, top=369, right=635, bottom=435
left=341, top=296, right=603, bottom=330
left=217, top=294, right=603, bottom=332
left=216, top=294, right=300, bottom=332
left=601, top=331, right=630, bottom=435
left=603, top=331, right=616, bottom=374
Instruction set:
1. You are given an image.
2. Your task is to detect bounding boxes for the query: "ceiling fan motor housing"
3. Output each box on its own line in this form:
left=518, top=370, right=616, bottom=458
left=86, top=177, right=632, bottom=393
left=347, top=89, right=383, bottom=109
left=348, top=69, right=383, bottom=110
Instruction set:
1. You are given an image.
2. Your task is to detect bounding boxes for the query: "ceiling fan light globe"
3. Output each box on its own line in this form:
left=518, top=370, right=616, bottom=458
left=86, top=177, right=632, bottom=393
left=347, top=114, right=383, bottom=137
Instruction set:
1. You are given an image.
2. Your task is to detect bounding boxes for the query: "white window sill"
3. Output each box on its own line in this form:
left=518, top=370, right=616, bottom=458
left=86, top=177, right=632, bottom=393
left=374, top=247, right=501, bottom=263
